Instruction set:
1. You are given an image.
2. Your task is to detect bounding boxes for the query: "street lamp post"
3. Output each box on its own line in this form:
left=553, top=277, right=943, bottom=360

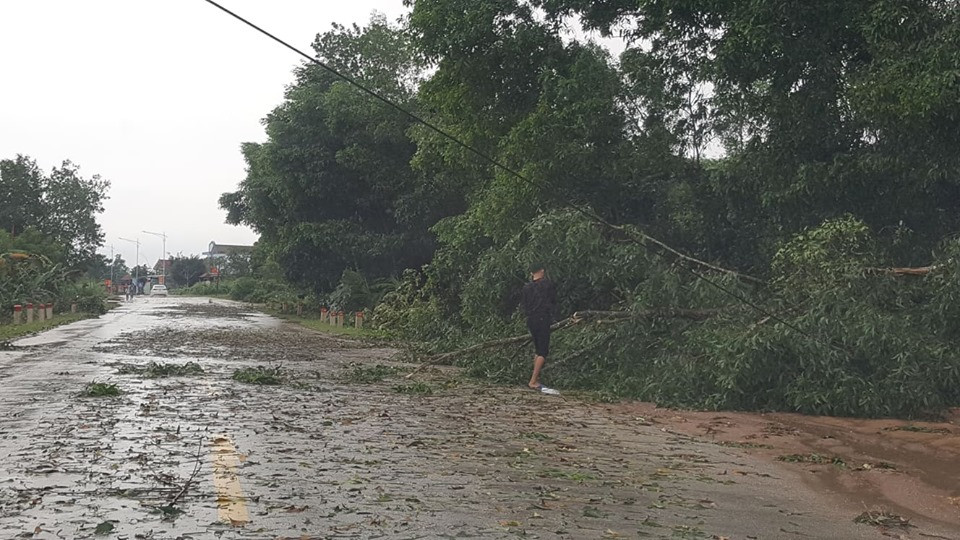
left=108, top=244, right=115, bottom=284
left=143, top=231, right=168, bottom=285
left=118, top=237, right=141, bottom=287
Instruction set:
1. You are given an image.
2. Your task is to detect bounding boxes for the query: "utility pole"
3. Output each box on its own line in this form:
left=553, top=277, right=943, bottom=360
left=119, top=236, right=141, bottom=282
left=109, top=244, right=115, bottom=285
left=143, top=230, right=167, bottom=285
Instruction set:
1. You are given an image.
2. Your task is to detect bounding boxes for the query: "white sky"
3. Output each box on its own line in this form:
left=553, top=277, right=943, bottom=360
left=0, top=0, right=407, bottom=268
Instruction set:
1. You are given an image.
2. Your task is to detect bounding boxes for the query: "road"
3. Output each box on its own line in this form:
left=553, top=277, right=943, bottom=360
left=0, top=297, right=954, bottom=539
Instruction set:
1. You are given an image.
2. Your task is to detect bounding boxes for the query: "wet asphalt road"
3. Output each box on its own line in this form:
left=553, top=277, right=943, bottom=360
left=0, top=298, right=950, bottom=539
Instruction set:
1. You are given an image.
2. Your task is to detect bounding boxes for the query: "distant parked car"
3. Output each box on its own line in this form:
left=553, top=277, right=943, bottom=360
left=150, top=284, right=168, bottom=296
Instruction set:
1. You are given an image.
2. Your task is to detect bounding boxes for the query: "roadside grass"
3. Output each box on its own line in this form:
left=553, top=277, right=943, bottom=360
left=82, top=382, right=122, bottom=397
left=0, top=313, right=94, bottom=343
left=341, top=363, right=404, bottom=383
left=232, top=365, right=283, bottom=385
left=117, top=361, right=204, bottom=378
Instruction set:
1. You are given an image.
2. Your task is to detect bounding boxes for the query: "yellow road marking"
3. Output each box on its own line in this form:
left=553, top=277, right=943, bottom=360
left=210, top=435, right=250, bottom=525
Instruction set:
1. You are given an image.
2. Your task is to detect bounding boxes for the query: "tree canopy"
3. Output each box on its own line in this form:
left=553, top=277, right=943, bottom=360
left=220, top=2, right=960, bottom=417
left=1, top=155, right=109, bottom=268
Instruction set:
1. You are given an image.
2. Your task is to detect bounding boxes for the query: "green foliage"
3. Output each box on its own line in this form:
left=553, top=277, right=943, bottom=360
left=232, top=366, right=283, bottom=385
left=1, top=155, right=109, bottom=268
left=85, top=254, right=129, bottom=282
left=328, top=269, right=397, bottom=312
left=340, top=363, right=403, bottom=384
left=117, top=361, right=204, bottom=378
left=170, top=256, right=206, bottom=288
left=176, top=280, right=231, bottom=297
left=58, top=280, right=109, bottom=314
left=0, top=228, right=106, bottom=320
left=382, top=213, right=960, bottom=418
left=82, top=382, right=122, bottom=397
left=214, top=1, right=960, bottom=418
left=93, top=521, right=116, bottom=535
left=220, top=16, right=435, bottom=293
left=220, top=252, right=252, bottom=278
left=227, top=277, right=297, bottom=304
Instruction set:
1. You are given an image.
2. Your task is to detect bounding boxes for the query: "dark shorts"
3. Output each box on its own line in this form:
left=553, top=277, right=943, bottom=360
left=527, top=317, right=551, bottom=357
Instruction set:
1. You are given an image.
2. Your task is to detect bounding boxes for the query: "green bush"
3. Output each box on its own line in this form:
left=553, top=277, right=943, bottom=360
left=1, top=230, right=107, bottom=321
left=229, top=277, right=258, bottom=301
left=177, top=281, right=231, bottom=297
left=59, top=281, right=108, bottom=314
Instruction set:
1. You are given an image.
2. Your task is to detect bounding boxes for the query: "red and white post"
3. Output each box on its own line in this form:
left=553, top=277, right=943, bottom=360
left=13, top=305, right=22, bottom=325
left=355, top=311, right=364, bottom=329
left=25, top=303, right=34, bottom=324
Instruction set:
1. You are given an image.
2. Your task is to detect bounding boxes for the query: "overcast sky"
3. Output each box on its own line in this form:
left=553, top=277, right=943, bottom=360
left=0, top=0, right=408, bottom=268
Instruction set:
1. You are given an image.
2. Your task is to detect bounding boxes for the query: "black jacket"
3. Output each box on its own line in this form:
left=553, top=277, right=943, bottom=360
left=520, top=278, right=556, bottom=321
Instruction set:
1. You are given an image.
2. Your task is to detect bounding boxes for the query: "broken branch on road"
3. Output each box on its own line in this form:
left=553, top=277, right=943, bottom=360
left=405, top=307, right=727, bottom=378
left=165, top=436, right=205, bottom=509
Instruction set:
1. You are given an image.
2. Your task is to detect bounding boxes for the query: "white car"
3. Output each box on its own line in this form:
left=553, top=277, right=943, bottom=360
left=150, top=284, right=168, bottom=296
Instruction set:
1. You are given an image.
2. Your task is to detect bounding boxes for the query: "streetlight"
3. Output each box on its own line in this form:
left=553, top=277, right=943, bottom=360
left=143, top=230, right=167, bottom=285
left=118, top=237, right=140, bottom=282
left=107, top=244, right=115, bottom=284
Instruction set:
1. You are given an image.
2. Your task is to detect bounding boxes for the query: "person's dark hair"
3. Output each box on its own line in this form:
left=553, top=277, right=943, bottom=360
left=528, top=262, right=546, bottom=273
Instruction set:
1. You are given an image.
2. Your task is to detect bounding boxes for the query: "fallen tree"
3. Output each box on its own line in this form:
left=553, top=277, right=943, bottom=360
left=405, top=307, right=726, bottom=378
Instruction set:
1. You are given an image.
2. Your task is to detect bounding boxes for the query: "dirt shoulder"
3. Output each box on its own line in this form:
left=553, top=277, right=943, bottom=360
left=607, top=402, right=960, bottom=534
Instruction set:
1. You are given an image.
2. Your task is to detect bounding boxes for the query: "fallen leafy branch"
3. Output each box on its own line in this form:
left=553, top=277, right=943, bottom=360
left=405, top=307, right=726, bottom=378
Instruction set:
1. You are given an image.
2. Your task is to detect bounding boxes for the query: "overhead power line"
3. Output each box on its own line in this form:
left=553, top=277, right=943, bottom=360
left=200, top=0, right=843, bottom=353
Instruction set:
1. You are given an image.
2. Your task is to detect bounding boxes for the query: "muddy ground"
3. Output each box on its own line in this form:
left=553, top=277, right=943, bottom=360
left=0, top=298, right=957, bottom=539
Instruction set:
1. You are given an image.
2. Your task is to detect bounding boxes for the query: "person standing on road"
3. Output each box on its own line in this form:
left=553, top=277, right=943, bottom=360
left=521, top=263, right=560, bottom=395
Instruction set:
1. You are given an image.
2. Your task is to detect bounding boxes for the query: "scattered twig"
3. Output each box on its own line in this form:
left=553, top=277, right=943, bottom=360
left=167, top=436, right=205, bottom=508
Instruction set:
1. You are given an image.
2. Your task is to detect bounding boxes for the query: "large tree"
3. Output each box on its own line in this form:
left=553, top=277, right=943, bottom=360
left=220, top=15, right=437, bottom=292
left=0, top=155, right=109, bottom=268
left=535, top=0, right=960, bottom=267
left=170, top=256, right=206, bottom=287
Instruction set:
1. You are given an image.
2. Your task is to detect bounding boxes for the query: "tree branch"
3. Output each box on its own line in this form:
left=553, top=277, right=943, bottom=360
left=609, top=224, right=767, bottom=285
left=865, top=265, right=938, bottom=276
left=404, top=307, right=727, bottom=378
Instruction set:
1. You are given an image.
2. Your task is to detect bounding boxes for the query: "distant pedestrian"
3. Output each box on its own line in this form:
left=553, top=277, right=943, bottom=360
left=521, top=263, right=559, bottom=395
